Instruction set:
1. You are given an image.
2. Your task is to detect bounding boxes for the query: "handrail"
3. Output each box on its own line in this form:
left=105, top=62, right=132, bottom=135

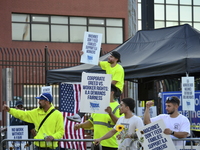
left=1, top=138, right=200, bottom=150
left=1, top=138, right=94, bottom=142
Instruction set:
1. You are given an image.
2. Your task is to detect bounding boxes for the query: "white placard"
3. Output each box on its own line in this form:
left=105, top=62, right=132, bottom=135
left=80, top=72, right=111, bottom=114
left=7, top=125, right=28, bottom=149
left=182, top=77, right=195, bottom=111
left=136, top=119, right=176, bottom=150
left=137, top=106, right=157, bottom=119
left=80, top=31, right=102, bottom=65
left=41, top=86, right=52, bottom=95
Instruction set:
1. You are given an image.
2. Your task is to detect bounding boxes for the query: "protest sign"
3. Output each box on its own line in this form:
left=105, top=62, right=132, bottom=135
left=136, top=119, right=176, bottom=150
left=7, top=125, right=28, bottom=149
left=182, top=77, right=195, bottom=111
left=80, top=72, right=111, bottom=114
left=41, top=86, right=52, bottom=95
left=80, top=31, right=102, bottom=65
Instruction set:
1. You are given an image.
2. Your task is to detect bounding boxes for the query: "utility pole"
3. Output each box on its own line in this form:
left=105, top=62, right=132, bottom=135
left=141, top=0, right=154, bottom=30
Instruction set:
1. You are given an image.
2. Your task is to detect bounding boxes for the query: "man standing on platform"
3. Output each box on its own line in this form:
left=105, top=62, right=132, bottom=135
left=67, top=51, right=124, bottom=123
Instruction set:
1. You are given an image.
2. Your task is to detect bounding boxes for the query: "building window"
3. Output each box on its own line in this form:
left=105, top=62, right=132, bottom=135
left=138, top=0, right=200, bottom=31
left=12, top=13, right=124, bottom=44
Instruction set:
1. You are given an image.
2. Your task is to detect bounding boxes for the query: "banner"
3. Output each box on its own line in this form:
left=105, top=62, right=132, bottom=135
left=80, top=72, right=111, bottom=114
left=162, top=91, right=200, bottom=131
left=80, top=31, right=102, bottom=65
left=7, top=125, right=28, bottom=149
left=136, top=119, right=176, bottom=150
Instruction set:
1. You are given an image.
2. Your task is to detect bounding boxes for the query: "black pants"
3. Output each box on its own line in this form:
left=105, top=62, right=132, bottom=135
left=91, top=144, right=117, bottom=150
left=99, top=146, right=117, bottom=150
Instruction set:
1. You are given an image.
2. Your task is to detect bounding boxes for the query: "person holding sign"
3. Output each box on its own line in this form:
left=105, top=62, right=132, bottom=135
left=3, top=93, right=64, bottom=150
left=143, top=96, right=190, bottom=147
left=74, top=84, right=123, bottom=150
left=81, top=50, right=124, bottom=93
left=10, top=101, right=36, bottom=138
left=94, top=98, right=144, bottom=150
left=99, top=51, right=124, bottom=95
left=1, top=100, right=36, bottom=149
left=67, top=50, right=124, bottom=122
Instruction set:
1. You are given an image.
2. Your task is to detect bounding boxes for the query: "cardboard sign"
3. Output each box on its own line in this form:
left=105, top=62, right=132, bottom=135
left=182, top=77, right=195, bottom=111
left=80, top=72, right=111, bottom=114
left=80, top=31, right=102, bottom=65
left=136, top=119, right=176, bottom=150
left=7, top=125, right=28, bottom=149
left=41, top=86, right=52, bottom=95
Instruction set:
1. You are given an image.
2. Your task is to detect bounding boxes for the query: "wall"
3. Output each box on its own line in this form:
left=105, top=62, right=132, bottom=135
left=0, top=0, right=129, bottom=50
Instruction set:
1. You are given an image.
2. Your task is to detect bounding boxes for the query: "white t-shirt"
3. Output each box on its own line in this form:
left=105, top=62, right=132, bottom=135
left=150, top=114, right=190, bottom=147
left=114, top=115, right=144, bottom=150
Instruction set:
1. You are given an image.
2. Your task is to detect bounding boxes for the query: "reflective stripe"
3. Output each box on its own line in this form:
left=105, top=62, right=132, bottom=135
left=89, top=117, right=93, bottom=121
left=112, top=105, right=120, bottom=114
left=93, top=121, right=114, bottom=128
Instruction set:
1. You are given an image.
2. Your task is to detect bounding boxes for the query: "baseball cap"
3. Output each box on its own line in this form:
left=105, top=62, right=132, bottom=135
left=35, top=93, right=53, bottom=103
left=110, top=51, right=121, bottom=63
left=15, top=100, right=23, bottom=106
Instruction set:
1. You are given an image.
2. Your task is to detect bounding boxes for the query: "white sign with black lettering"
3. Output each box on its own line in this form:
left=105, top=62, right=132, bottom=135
left=7, top=125, right=28, bottom=149
left=80, top=31, right=102, bottom=65
left=182, top=77, right=195, bottom=111
left=136, top=119, right=176, bottom=150
left=80, top=72, right=111, bottom=114
left=41, top=86, right=52, bottom=95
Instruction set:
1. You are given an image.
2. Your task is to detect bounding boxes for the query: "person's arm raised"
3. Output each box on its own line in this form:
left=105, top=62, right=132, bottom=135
left=143, top=101, right=154, bottom=125
left=3, top=104, right=10, bottom=112
left=105, top=106, right=118, bottom=124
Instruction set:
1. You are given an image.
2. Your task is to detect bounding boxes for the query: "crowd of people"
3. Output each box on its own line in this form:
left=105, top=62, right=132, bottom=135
left=1, top=51, right=191, bottom=150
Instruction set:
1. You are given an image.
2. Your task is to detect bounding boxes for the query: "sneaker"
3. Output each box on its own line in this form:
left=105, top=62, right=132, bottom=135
left=67, top=114, right=81, bottom=123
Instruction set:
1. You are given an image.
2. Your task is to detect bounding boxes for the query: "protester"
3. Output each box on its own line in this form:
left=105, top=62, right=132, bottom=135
left=3, top=93, right=64, bottom=150
left=67, top=51, right=124, bottom=123
left=0, top=100, right=36, bottom=150
left=11, top=100, right=36, bottom=137
left=99, top=51, right=124, bottom=95
left=74, top=84, right=123, bottom=150
left=143, top=96, right=190, bottom=147
left=94, top=98, right=144, bottom=150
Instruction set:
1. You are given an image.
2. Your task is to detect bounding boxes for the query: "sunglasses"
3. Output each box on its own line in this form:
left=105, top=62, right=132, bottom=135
left=167, top=97, right=174, bottom=101
left=166, top=97, right=180, bottom=105
left=17, top=105, right=23, bottom=108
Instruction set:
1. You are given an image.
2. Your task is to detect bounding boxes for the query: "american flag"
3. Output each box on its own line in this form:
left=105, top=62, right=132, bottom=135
left=59, top=82, right=86, bottom=150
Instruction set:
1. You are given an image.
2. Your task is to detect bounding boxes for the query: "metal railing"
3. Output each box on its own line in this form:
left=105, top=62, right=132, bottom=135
left=1, top=138, right=200, bottom=150
left=1, top=139, right=97, bottom=150
left=172, top=138, right=200, bottom=149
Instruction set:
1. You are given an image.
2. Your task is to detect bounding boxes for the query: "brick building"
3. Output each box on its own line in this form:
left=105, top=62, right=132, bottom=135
left=0, top=0, right=136, bottom=126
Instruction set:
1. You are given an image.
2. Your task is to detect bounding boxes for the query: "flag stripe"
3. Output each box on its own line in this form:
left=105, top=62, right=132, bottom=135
left=59, top=83, right=86, bottom=150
